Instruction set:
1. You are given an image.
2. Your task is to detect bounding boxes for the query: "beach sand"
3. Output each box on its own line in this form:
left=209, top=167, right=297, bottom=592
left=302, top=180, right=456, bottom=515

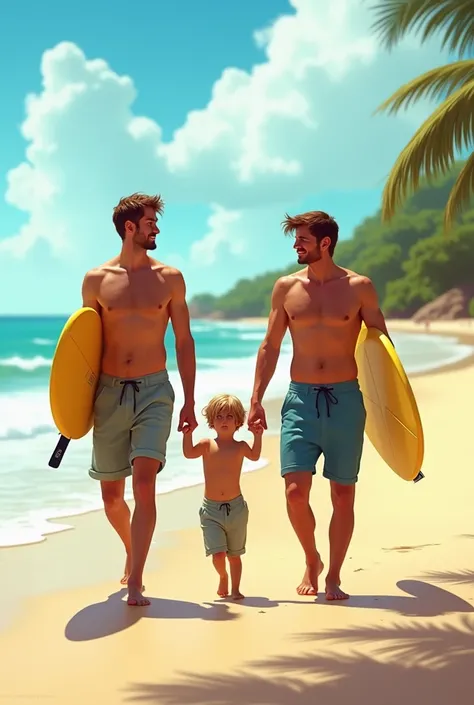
left=1, top=322, right=473, bottom=704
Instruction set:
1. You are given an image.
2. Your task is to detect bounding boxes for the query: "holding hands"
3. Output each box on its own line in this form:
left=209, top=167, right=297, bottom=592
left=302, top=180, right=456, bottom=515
left=178, top=402, right=198, bottom=434
left=247, top=400, right=267, bottom=433
left=248, top=419, right=264, bottom=436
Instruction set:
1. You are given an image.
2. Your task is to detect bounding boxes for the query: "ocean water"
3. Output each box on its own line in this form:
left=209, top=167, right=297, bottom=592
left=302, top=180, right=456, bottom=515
left=0, top=316, right=472, bottom=548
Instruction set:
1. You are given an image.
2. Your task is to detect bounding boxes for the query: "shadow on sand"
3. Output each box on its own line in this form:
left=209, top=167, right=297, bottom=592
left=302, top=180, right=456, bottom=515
left=310, top=579, right=474, bottom=617
left=64, top=589, right=238, bottom=641
left=213, top=596, right=313, bottom=609
left=64, top=590, right=312, bottom=642
left=123, top=579, right=474, bottom=705
left=124, top=617, right=474, bottom=704
left=65, top=577, right=473, bottom=642
left=421, top=569, right=474, bottom=587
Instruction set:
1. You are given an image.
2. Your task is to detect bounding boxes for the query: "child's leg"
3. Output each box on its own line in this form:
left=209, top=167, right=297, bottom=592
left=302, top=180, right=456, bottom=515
left=226, top=498, right=249, bottom=599
left=199, top=504, right=229, bottom=596
left=227, top=555, right=243, bottom=599
left=212, top=552, right=229, bottom=597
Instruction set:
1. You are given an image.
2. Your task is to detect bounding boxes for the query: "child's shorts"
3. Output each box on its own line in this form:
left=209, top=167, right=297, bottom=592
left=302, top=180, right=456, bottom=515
left=199, top=494, right=249, bottom=557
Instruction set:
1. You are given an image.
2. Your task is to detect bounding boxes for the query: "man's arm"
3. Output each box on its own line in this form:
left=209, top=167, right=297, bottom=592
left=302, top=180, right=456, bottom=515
left=169, top=269, right=196, bottom=405
left=358, top=276, right=393, bottom=345
left=81, top=270, right=102, bottom=313
left=251, top=278, right=289, bottom=404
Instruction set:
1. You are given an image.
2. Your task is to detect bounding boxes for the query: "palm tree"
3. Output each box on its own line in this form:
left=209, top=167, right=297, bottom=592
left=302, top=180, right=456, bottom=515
left=370, top=0, right=474, bottom=231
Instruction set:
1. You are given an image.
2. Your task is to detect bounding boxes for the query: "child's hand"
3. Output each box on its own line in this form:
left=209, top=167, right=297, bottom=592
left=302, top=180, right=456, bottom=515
left=250, top=421, right=264, bottom=435
left=182, top=425, right=192, bottom=435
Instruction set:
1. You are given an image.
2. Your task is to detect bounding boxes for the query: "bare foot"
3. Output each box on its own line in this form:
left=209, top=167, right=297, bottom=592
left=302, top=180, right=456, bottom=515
left=231, top=590, right=245, bottom=600
left=297, top=556, right=324, bottom=596
left=325, top=580, right=349, bottom=601
left=120, top=554, right=132, bottom=585
left=217, top=574, right=229, bottom=597
left=127, top=584, right=150, bottom=607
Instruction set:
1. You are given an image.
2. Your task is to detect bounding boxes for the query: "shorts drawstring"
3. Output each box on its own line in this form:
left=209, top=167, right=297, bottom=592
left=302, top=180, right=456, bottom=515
left=119, top=380, right=141, bottom=413
left=219, top=502, right=231, bottom=516
left=313, top=386, right=338, bottom=418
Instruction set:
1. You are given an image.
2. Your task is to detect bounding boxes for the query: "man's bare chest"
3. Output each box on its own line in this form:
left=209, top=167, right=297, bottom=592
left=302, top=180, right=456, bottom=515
left=99, top=271, right=171, bottom=312
left=285, top=283, right=360, bottom=325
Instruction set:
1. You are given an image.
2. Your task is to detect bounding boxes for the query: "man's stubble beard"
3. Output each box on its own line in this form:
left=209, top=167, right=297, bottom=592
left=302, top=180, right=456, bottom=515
left=297, top=250, right=321, bottom=265
left=134, top=232, right=157, bottom=251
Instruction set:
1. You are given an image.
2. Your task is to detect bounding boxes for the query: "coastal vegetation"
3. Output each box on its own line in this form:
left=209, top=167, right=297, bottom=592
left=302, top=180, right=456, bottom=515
left=189, top=165, right=474, bottom=319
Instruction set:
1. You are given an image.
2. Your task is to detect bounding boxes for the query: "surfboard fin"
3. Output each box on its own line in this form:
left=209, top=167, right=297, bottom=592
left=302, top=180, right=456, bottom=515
left=48, top=434, right=71, bottom=469
left=413, top=471, right=425, bottom=483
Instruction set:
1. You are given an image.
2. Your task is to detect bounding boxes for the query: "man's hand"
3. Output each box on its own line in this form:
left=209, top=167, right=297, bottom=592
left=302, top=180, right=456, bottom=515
left=248, top=401, right=267, bottom=431
left=250, top=419, right=264, bottom=435
left=178, top=403, right=198, bottom=433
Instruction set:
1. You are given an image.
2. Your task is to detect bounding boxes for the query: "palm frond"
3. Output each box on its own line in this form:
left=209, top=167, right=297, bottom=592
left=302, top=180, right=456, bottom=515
left=375, top=59, right=474, bottom=115
left=370, top=0, right=474, bottom=56
left=381, top=79, right=474, bottom=224
left=444, top=150, right=474, bottom=226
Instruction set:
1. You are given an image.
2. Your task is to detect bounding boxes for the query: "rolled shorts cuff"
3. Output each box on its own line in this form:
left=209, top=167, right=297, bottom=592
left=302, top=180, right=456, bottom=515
left=281, top=465, right=316, bottom=477
left=205, top=545, right=228, bottom=557
left=88, top=466, right=132, bottom=482
left=129, top=449, right=166, bottom=469
left=322, top=470, right=359, bottom=486
left=227, top=547, right=246, bottom=557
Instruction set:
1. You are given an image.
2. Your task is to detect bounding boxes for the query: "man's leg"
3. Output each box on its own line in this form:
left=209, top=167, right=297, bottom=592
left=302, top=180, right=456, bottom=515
left=284, top=471, right=324, bottom=595
left=321, top=380, right=365, bottom=601
left=280, top=384, right=322, bottom=596
left=90, top=375, right=134, bottom=583
left=326, top=481, right=355, bottom=600
left=100, top=479, right=132, bottom=584
left=127, top=457, right=160, bottom=606
left=127, top=374, right=175, bottom=606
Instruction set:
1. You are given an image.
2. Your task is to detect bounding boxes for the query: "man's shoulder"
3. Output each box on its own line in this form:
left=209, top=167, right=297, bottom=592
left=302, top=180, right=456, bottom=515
left=84, top=257, right=119, bottom=279
left=82, top=264, right=108, bottom=286
left=161, top=265, right=184, bottom=279
left=149, top=258, right=183, bottom=279
left=345, top=269, right=373, bottom=289
left=275, top=270, right=305, bottom=289
left=343, top=269, right=376, bottom=304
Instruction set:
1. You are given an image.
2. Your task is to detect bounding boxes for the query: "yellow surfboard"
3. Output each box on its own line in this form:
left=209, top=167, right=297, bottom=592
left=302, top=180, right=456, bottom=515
left=355, top=324, right=424, bottom=482
left=49, top=307, right=102, bottom=441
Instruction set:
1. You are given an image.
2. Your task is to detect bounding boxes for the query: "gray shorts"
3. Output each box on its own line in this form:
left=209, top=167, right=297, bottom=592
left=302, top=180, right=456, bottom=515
left=199, top=494, right=249, bottom=557
left=89, top=370, right=175, bottom=482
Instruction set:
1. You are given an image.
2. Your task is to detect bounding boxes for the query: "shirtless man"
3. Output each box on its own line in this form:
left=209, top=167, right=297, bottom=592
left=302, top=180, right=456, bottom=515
left=81, top=193, right=197, bottom=606
left=247, top=210, right=391, bottom=601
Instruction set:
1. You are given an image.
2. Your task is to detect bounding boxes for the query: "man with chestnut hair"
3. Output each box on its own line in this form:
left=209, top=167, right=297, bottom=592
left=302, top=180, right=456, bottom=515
left=248, top=210, right=390, bottom=601
left=82, top=193, right=197, bottom=607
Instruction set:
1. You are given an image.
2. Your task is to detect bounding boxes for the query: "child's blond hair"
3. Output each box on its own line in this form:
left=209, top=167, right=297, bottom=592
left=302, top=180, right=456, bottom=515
left=202, top=393, right=246, bottom=430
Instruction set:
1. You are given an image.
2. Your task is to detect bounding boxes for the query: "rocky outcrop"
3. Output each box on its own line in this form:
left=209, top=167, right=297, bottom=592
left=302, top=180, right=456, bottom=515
left=412, top=285, right=474, bottom=322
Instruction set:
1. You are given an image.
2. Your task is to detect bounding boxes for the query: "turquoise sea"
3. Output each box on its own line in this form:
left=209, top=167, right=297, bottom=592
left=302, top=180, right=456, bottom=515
left=0, top=315, right=473, bottom=548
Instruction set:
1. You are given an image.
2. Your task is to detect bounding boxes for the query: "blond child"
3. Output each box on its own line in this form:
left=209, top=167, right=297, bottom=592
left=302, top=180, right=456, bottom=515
left=182, top=393, right=263, bottom=599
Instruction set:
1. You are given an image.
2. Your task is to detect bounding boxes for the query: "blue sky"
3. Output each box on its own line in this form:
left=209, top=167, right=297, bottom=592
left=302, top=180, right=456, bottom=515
left=0, top=0, right=447, bottom=314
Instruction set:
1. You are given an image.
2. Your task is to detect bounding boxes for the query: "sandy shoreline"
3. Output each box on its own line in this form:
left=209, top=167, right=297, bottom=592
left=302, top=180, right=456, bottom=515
left=1, top=321, right=473, bottom=703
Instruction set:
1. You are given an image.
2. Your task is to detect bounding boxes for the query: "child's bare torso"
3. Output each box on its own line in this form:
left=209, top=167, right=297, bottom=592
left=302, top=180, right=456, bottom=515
left=203, top=438, right=245, bottom=501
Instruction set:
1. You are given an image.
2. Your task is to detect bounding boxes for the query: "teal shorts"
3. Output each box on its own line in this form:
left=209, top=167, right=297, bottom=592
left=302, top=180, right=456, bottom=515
left=89, top=370, right=175, bottom=482
left=280, top=379, right=366, bottom=485
left=199, top=495, right=249, bottom=557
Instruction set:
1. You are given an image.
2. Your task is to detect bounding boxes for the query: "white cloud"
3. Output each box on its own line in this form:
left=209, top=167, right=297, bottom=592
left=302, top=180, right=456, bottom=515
left=190, top=205, right=244, bottom=266
left=0, top=0, right=448, bottom=263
